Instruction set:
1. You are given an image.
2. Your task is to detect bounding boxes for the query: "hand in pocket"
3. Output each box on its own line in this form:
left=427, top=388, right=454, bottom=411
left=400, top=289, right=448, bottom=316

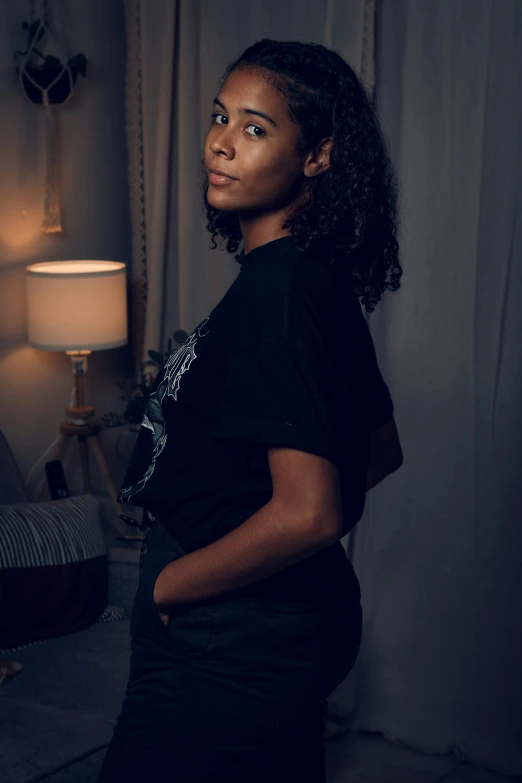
left=153, top=558, right=179, bottom=627
left=156, top=609, right=170, bottom=627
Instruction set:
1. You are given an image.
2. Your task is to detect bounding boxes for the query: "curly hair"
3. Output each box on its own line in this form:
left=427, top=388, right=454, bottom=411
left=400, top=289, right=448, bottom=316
left=201, top=38, right=402, bottom=313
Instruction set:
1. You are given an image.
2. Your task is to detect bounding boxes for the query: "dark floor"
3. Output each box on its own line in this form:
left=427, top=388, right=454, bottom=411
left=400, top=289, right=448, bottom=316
left=40, top=730, right=517, bottom=782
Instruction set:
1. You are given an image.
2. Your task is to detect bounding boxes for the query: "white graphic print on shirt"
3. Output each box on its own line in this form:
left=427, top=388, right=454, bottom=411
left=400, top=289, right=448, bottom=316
left=118, top=316, right=211, bottom=504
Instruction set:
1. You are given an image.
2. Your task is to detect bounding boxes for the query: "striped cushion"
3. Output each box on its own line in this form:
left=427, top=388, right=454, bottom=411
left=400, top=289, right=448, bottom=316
left=0, top=494, right=105, bottom=568
left=0, top=494, right=109, bottom=648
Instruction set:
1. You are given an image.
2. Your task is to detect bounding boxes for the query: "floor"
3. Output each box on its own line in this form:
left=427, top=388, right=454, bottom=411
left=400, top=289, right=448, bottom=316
left=42, top=730, right=519, bottom=782
left=324, top=731, right=519, bottom=782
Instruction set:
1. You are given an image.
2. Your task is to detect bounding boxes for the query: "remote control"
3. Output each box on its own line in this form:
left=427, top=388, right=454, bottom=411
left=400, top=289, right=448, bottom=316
left=45, top=460, right=70, bottom=500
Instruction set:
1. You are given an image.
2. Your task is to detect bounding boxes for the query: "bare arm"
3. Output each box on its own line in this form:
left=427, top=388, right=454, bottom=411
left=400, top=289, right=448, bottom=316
left=153, top=439, right=347, bottom=613
left=153, top=499, right=337, bottom=611
left=153, top=423, right=402, bottom=614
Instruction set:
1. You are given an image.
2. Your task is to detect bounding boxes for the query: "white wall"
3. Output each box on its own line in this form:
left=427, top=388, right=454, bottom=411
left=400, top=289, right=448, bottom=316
left=0, top=0, right=134, bottom=527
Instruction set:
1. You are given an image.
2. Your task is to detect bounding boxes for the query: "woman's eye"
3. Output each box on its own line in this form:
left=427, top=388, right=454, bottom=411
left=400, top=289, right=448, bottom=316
left=210, top=113, right=264, bottom=137
left=246, top=124, right=264, bottom=137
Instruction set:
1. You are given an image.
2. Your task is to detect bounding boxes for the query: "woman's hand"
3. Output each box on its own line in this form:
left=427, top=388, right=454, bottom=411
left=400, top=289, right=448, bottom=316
left=156, top=609, right=170, bottom=627
left=153, top=563, right=175, bottom=627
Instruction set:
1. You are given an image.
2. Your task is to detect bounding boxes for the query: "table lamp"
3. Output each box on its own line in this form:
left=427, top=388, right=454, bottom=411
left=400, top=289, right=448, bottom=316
left=25, top=260, right=128, bottom=526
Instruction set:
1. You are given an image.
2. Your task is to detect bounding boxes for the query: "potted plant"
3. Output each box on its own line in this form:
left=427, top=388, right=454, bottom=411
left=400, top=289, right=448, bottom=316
left=99, top=329, right=188, bottom=462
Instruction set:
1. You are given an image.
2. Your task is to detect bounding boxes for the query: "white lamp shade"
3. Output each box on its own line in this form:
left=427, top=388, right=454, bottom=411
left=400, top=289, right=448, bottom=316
left=25, top=260, right=128, bottom=351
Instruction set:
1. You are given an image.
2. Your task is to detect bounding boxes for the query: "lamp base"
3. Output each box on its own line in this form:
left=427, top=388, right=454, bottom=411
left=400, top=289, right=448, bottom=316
left=34, top=352, right=128, bottom=535
left=35, top=417, right=127, bottom=535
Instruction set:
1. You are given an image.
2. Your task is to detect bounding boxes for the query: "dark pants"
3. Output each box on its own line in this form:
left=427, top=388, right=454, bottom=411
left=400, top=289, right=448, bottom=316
left=97, top=524, right=362, bottom=783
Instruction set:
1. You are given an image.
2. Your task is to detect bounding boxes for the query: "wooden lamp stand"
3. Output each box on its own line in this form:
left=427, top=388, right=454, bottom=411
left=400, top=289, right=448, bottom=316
left=36, top=351, right=127, bottom=535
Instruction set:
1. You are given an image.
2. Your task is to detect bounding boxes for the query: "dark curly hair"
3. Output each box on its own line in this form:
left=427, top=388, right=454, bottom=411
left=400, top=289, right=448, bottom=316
left=201, top=38, right=402, bottom=313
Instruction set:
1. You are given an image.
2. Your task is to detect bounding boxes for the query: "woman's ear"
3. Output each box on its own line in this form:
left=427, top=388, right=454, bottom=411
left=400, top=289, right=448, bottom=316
left=304, top=137, right=334, bottom=178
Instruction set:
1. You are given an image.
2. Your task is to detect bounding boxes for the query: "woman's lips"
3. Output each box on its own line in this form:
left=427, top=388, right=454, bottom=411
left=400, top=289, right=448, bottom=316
left=208, top=171, right=237, bottom=185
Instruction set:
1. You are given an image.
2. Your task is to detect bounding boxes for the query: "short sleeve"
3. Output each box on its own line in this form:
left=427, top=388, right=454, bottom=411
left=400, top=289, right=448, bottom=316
left=210, top=338, right=342, bottom=466
left=368, top=372, right=394, bottom=430
left=360, top=318, right=394, bottom=430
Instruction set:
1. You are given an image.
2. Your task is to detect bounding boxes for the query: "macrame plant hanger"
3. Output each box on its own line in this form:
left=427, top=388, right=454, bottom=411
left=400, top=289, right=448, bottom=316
left=13, top=0, right=87, bottom=233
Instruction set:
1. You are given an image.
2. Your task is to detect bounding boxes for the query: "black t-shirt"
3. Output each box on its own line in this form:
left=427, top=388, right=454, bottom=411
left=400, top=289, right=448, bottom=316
left=117, top=234, right=393, bottom=559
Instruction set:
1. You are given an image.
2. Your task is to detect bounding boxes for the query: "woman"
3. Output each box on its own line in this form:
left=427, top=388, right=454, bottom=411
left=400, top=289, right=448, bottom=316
left=97, top=38, right=402, bottom=783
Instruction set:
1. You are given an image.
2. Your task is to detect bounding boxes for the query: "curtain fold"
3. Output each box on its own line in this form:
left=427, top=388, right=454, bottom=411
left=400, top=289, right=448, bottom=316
left=330, top=0, right=522, bottom=774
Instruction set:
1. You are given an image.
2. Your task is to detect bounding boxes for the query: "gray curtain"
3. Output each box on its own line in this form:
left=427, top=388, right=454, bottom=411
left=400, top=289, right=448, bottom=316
left=331, top=0, right=521, bottom=775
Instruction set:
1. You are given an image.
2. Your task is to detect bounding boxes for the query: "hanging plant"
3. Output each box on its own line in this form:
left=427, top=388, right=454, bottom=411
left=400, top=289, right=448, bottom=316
left=99, top=329, right=189, bottom=430
left=13, top=2, right=88, bottom=232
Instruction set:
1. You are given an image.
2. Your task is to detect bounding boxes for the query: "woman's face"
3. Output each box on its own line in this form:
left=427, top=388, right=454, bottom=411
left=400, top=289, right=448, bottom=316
left=203, top=68, right=309, bottom=223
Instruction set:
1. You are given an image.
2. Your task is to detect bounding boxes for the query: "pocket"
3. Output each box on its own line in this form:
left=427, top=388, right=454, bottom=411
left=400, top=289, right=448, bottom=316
left=146, top=550, right=217, bottom=659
